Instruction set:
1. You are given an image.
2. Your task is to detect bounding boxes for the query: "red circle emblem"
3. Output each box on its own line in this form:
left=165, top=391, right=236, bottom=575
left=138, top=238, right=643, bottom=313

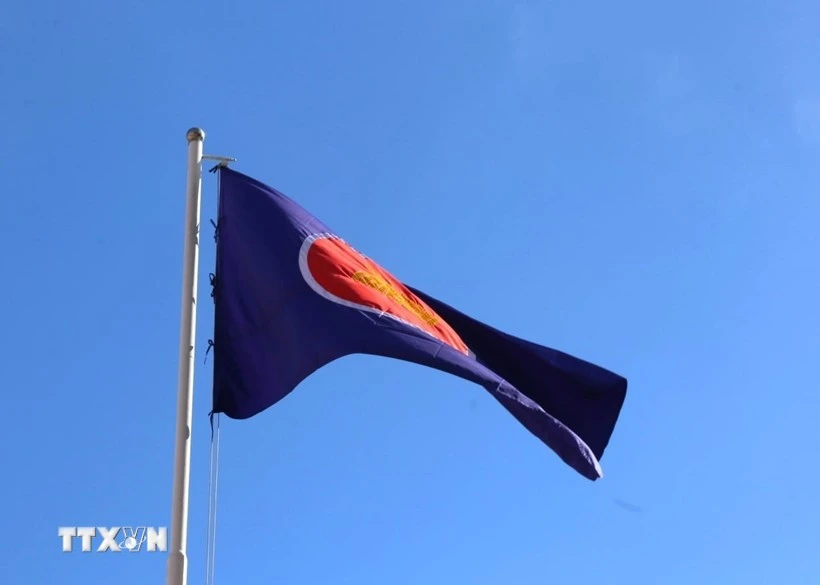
left=299, top=234, right=469, bottom=355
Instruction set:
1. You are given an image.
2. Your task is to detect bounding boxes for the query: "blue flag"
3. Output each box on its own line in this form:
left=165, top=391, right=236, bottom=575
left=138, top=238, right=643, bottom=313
left=211, top=168, right=627, bottom=480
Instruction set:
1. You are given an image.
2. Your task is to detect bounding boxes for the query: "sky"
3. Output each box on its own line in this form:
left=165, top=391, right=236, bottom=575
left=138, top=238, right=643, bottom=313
left=1, top=0, right=819, bottom=583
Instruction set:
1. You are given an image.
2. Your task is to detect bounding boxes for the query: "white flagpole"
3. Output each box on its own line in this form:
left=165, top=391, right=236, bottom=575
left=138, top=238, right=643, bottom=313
left=167, top=127, right=205, bottom=585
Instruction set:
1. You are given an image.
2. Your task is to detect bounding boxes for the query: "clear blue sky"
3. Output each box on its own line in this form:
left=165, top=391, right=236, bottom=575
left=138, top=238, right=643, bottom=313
left=2, top=0, right=819, bottom=583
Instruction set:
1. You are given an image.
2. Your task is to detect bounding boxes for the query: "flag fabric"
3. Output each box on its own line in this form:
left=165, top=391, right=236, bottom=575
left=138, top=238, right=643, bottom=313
left=211, top=168, right=627, bottom=480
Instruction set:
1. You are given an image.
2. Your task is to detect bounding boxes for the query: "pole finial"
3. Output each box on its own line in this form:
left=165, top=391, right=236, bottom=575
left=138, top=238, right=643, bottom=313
left=186, top=127, right=206, bottom=143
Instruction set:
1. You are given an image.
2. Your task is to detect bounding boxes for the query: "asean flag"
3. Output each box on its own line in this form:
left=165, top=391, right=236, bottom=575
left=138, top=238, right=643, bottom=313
left=211, top=168, right=627, bottom=480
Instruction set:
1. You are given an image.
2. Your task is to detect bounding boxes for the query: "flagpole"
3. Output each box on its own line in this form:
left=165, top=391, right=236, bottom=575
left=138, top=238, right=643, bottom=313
left=167, top=127, right=205, bottom=585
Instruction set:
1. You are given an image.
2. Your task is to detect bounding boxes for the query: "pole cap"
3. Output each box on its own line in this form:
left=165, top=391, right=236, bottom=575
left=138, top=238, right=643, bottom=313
left=186, top=127, right=205, bottom=143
